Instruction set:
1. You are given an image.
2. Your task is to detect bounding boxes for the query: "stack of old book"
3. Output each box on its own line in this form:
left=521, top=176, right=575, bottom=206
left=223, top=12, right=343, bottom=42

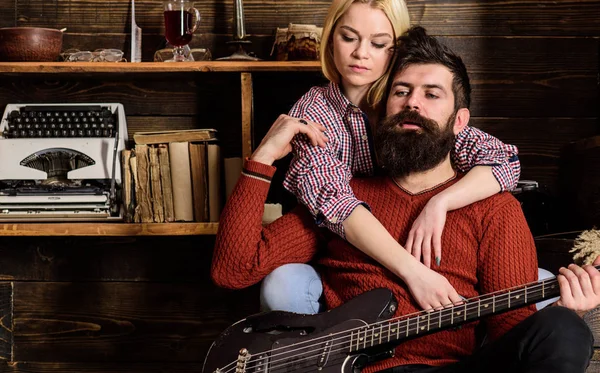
left=121, top=129, right=221, bottom=223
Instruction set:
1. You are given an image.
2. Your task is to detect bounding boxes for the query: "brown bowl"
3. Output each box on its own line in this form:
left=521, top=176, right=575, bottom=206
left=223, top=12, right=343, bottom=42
left=0, top=27, right=63, bottom=62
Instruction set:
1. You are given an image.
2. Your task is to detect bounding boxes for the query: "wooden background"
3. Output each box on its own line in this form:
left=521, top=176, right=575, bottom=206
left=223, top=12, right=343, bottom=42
left=0, top=0, right=599, bottom=371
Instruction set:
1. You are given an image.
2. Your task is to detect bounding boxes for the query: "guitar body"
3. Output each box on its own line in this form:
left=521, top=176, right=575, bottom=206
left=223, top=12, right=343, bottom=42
left=205, top=266, right=569, bottom=372
left=202, top=288, right=398, bottom=373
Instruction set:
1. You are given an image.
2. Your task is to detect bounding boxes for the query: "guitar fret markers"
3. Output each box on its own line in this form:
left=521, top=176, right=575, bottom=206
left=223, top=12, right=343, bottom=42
left=416, top=314, right=419, bottom=334
left=347, top=280, right=560, bottom=355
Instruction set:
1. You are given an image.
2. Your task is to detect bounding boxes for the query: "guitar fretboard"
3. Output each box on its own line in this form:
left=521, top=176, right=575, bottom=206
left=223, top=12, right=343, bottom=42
left=349, top=277, right=560, bottom=352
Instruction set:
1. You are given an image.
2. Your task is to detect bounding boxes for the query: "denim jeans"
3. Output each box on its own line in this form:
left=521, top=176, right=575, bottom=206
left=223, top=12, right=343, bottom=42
left=260, top=263, right=324, bottom=314
left=260, top=264, right=557, bottom=314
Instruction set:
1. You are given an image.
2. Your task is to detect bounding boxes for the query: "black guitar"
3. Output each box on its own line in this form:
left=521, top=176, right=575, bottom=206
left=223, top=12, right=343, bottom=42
left=203, top=276, right=562, bottom=373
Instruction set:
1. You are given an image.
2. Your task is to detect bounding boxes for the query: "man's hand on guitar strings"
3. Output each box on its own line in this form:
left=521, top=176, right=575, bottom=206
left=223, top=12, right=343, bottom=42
left=555, top=256, right=600, bottom=315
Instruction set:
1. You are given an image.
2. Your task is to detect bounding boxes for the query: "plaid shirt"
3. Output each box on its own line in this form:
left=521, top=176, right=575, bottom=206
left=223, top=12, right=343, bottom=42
left=284, top=82, right=520, bottom=238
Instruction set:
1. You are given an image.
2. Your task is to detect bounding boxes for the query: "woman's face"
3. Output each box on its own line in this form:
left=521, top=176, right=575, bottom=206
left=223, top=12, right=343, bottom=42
left=332, top=2, right=395, bottom=92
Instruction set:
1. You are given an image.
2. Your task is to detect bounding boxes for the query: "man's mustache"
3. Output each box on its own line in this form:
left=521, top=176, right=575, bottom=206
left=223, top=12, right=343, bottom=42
left=382, top=109, right=439, bottom=133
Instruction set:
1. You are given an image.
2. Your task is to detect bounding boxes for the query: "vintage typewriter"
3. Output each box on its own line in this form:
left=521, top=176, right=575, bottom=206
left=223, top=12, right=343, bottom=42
left=0, top=103, right=128, bottom=221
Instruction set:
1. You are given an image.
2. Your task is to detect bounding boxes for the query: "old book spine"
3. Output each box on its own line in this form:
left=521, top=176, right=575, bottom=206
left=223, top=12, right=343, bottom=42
left=133, top=129, right=217, bottom=145
left=148, top=146, right=165, bottom=223
left=207, top=143, right=222, bottom=222
left=121, top=149, right=135, bottom=223
left=129, top=154, right=141, bottom=223
left=189, top=143, right=208, bottom=222
left=168, top=142, right=194, bottom=222
left=134, top=144, right=154, bottom=223
left=158, top=144, right=175, bottom=222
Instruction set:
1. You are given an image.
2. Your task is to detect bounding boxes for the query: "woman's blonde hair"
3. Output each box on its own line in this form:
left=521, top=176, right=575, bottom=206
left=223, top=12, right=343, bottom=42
left=320, top=0, right=410, bottom=107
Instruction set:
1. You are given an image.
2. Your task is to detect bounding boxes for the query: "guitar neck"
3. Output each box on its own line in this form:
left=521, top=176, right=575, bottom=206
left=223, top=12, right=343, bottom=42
left=349, top=275, right=564, bottom=353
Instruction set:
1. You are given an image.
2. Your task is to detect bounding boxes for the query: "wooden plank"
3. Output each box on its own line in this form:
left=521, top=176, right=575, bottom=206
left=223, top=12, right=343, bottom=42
left=11, top=0, right=600, bottom=36
left=0, top=283, right=11, bottom=361
left=410, top=0, right=600, bottom=36
left=252, top=71, right=328, bottom=128
left=60, top=33, right=276, bottom=63
left=0, top=362, right=201, bottom=372
left=0, top=37, right=594, bottom=117
left=241, top=72, right=253, bottom=158
left=0, top=236, right=215, bottom=282
left=0, top=0, right=15, bottom=29
left=470, top=117, right=598, bottom=163
left=470, top=117, right=599, bottom=194
left=12, top=282, right=259, bottom=362
left=534, top=237, right=577, bottom=274
left=0, top=223, right=218, bottom=237
left=559, top=136, right=600, bottom=230
left=12, top=0, right=329, bottom=35
left=0, top=61, right=322, bottom=74
left=439, top=36, right=599, bottom=117
left=0, top=73, right=239, bottom=117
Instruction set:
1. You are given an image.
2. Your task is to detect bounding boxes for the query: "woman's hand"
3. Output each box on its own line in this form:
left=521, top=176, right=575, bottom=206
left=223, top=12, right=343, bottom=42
left=405, top=195, right=449, bottom=268
left=251, top=114, right=328, bottom=165
left=402, top=262, right=463, bottom=310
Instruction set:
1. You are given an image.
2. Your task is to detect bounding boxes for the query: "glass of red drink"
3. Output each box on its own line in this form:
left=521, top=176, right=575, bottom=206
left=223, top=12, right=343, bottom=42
left=163, top=0, right=201, bottom=62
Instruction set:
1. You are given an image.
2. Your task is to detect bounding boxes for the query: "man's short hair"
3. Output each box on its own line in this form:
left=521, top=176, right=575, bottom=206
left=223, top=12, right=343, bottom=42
left=389, top=26, right=472, bottom=110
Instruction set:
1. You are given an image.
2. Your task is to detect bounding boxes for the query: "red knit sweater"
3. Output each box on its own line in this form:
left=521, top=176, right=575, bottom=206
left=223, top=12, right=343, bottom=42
left=212, top=160, right=538, bottom=372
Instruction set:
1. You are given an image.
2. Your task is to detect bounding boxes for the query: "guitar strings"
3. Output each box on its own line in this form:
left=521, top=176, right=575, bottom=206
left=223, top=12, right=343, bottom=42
left=234, top=295, right=527, bottom=373
left=227, top=292, right=539, bottom=373
left=217, top=279, right=558, bottom=373
left=217, top=280, right=556, bottom=373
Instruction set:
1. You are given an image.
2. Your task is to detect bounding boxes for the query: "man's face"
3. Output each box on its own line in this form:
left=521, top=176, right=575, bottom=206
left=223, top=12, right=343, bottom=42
left=375, top=63, right=460, bottom=177
left=386, top=63, right=457, bottom=130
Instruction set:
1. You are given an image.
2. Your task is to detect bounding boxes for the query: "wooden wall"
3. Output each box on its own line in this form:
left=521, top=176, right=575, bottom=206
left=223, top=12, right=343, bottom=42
left=0, top=0, right=599, bottom=372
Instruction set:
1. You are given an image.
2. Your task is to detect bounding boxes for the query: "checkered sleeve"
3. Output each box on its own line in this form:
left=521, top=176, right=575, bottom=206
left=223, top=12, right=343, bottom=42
left=285, top=149, right=364, bottom=239
left=452, top=126, right=521, bottom=191
left=283, top=93, right=366, bottom=239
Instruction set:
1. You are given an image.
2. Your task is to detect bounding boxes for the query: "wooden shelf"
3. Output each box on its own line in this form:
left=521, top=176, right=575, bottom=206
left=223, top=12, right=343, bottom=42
left=0, top=61, right=318, bottom=236
left=0, top=61, right=322, bottom=74
left=0, top=222, right=218, bottom=236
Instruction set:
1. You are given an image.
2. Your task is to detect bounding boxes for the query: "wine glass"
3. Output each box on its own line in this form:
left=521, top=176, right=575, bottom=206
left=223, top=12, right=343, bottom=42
left=163, top=0, right=201, bottom=62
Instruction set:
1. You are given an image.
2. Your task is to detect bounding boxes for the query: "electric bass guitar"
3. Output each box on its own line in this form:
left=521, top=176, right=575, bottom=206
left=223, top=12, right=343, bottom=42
left=203, top=276, right=562, bottom=373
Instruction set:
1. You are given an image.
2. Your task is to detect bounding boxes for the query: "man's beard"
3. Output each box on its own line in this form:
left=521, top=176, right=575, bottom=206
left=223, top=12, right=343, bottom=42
left=374, top=108, right=457, bottom=178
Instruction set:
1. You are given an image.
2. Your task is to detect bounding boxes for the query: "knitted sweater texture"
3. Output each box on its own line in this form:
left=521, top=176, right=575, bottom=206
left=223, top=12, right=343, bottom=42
left=212, top=160, right=538, bottom=372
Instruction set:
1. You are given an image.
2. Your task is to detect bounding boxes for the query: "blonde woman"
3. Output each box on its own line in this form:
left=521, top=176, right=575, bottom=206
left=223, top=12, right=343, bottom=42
left=254, top=0, right=520, bottom=314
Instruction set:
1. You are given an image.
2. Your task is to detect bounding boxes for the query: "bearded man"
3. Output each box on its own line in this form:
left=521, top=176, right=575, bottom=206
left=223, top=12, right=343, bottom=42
left=211, top=27, right=600, bottom=373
